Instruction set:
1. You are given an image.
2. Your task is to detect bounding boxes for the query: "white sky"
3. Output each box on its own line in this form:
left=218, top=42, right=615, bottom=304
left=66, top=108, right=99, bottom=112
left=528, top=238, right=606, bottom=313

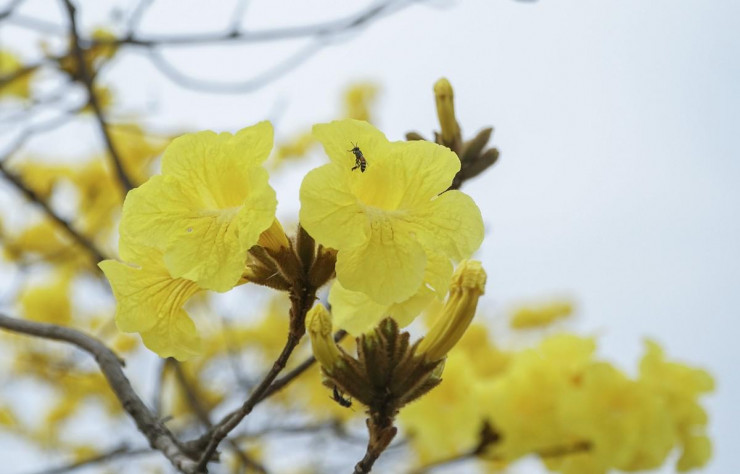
left=1, top=0, right=739, bottom=473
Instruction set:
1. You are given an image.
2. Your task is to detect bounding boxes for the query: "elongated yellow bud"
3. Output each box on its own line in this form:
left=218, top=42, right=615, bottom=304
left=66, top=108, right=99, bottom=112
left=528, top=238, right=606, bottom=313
left=258, top=219, right=291, bottom=252
left=417, top=260, right=486, bottom=361
left=434, top=78, right=461, bottom=146
left=306, top=304, right=342, bottom=373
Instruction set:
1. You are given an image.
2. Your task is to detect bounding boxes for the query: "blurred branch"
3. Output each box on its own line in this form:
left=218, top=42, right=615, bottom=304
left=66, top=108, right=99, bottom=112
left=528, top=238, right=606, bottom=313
left=192, top=330, right=304, bottom=471
left=61, top=0, right=135, bottom=192
left=26, top=444, right=154, bottom=474
left=169, top=360, right=268, bottom=474
left=0, top=313, right=200, bottom=474
left=145, top=40, right=323, bottom=94
left=0, top=157, right=108, bottom=263
left=0, top=0, right=24, bottom=20
left=10, top=0, right=412, bottom=47
left=411, top=438, right=591, bottom=474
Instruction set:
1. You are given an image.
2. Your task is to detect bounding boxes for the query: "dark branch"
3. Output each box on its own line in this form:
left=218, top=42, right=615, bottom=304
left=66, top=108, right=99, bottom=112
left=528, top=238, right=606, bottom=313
left=192, top=330, right=303, bottom=471
left=257, top=330, right=347, bottom=402
left=170, top=360, right=267, bottom=474
left=26, top=445, right=153, bottom=474
left=0, top=159, right=108, bottom=263
left=61, top=0, right=135, bottom=192
left=0, top=313, right=199, bottom=473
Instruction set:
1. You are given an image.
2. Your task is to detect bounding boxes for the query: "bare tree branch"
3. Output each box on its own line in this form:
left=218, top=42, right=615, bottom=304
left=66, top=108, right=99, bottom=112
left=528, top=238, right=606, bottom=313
left=24, top=444, right=153, bottom=474
left=145, top=40, right=323, bottom=94
left=170, top=360, right=268, bottom=474
left=0, top=158, right=108, bottom=263
left=193, top=330, right=303, bottom=471
left=257, top=330, right=347, bottom=402
left=61, top=0, right=135, bottom=192
left=0, top=0, right=24, bottom=20
left=0, top=313, right=199, bottom=474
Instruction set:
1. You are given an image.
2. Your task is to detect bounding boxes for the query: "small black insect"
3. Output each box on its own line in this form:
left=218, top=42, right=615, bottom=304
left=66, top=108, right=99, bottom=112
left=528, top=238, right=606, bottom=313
left=331, top=386, right=353, bottom=408
left=348, top=142, right=367, bottom=172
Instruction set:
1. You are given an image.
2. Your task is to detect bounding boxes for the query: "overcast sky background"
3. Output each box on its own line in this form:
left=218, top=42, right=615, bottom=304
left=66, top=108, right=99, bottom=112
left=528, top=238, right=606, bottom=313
left=1, top=0, right=739, bottom=472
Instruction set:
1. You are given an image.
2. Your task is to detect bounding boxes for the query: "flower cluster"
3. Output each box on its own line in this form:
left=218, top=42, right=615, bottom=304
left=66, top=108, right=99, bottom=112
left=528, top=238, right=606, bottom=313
left=400, top=325, right=714, bottom=473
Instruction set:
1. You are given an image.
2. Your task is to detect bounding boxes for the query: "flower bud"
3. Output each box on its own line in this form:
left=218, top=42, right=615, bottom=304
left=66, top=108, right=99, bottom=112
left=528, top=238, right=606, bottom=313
left=434, top=78, right=461, bottom=147
left=417, top=260, right=486, bottom=361
left=306, top=304, right=342, bottom=373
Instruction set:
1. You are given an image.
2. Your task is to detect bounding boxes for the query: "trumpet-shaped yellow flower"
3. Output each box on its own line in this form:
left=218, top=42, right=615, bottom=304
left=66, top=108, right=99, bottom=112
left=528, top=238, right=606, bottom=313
left=120, top=121, right=277, bottom=292
left=99, top=241, right=202, bottom=360
left=300, top=119, right=483, bottom=305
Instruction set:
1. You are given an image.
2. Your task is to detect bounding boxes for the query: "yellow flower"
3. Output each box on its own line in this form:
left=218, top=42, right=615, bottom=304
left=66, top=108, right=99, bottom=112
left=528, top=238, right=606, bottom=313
left=19, top=273, right=73, bottom=326
left=120, top=121, right=277, bottom=292
left=510, top=300, right=574, bottom=329
left=400, top=350, right=485, bottom=464
left=342, top=82, right=379, bottom=122
left=99, top=241, right=202, bottom=360
left=300, top=119, right=483, bottom=305
left=0, top=50, right=33, bottom=99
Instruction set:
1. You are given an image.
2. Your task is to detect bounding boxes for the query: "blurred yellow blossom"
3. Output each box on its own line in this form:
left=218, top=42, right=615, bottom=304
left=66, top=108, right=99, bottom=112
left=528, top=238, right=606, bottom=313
left=510, top=300, right=574, bottom=329
left=342, top=82, right=379, bottom=122
left=0, top=50, right=33, bottom=98
left=19, top=273, right=73, bottom=325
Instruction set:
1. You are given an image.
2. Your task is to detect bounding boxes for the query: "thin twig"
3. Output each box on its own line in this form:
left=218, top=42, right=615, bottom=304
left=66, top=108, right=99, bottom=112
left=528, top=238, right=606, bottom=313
left=25, top=445, right=153, bottom=474
left=411, top=440, right=592, bottom=473
left=257, top=330, right=347, bottom=402
left=15, top=0, right=409, bottom=48
left=146, top=40, right=323, bottom=94
left=0, top=313, right=199, bottom=473
left=61, top=0, right=135, bottom=192
left=0, top=0, right=25, bottom=20
left=193, top=330, right=304, bottom=471
left=0, top=160, right=108, bottom=263
left=170, top=360, right=267, bottom=474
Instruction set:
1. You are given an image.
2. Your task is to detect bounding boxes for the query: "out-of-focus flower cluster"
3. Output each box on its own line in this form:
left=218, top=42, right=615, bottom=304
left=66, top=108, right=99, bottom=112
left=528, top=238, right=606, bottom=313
left=401, top=322, right=714, bottom=473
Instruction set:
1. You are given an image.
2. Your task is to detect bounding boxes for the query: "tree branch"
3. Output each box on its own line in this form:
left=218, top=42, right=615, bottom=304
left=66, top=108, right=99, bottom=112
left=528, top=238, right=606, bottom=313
left=0, top=313, right=199, bottom=474
left=193, top=329, right=303, bottom=471
left=256, top=330, right=347, bottom=402
left=170, top=360, right=267, bottom=474
left=0, top=160, right=108, bottom=263
left=61, top=0, right=135, bottom=192
left=26, top=445, right=153, bottom=474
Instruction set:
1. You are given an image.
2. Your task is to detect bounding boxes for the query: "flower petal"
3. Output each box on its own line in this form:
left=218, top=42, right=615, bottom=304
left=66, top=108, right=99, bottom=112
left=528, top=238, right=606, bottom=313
left=312, top=119, right=389, bottom=166
left=98, top=246, right=200, bottom=346
left=119, top=175, right=198, bottom=251
left=162, top=211, right=244, bottom=292
left=139, top=308, right=201, bottom=361
left=161, top=122, right=273, bottom=208
left=335, top=218, right=426, bottom=305
left=395, top=139, right=460, bottom=208
left=409, top=190, right=484, bottom=260
left=299, top=163, right=369, bottom=249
